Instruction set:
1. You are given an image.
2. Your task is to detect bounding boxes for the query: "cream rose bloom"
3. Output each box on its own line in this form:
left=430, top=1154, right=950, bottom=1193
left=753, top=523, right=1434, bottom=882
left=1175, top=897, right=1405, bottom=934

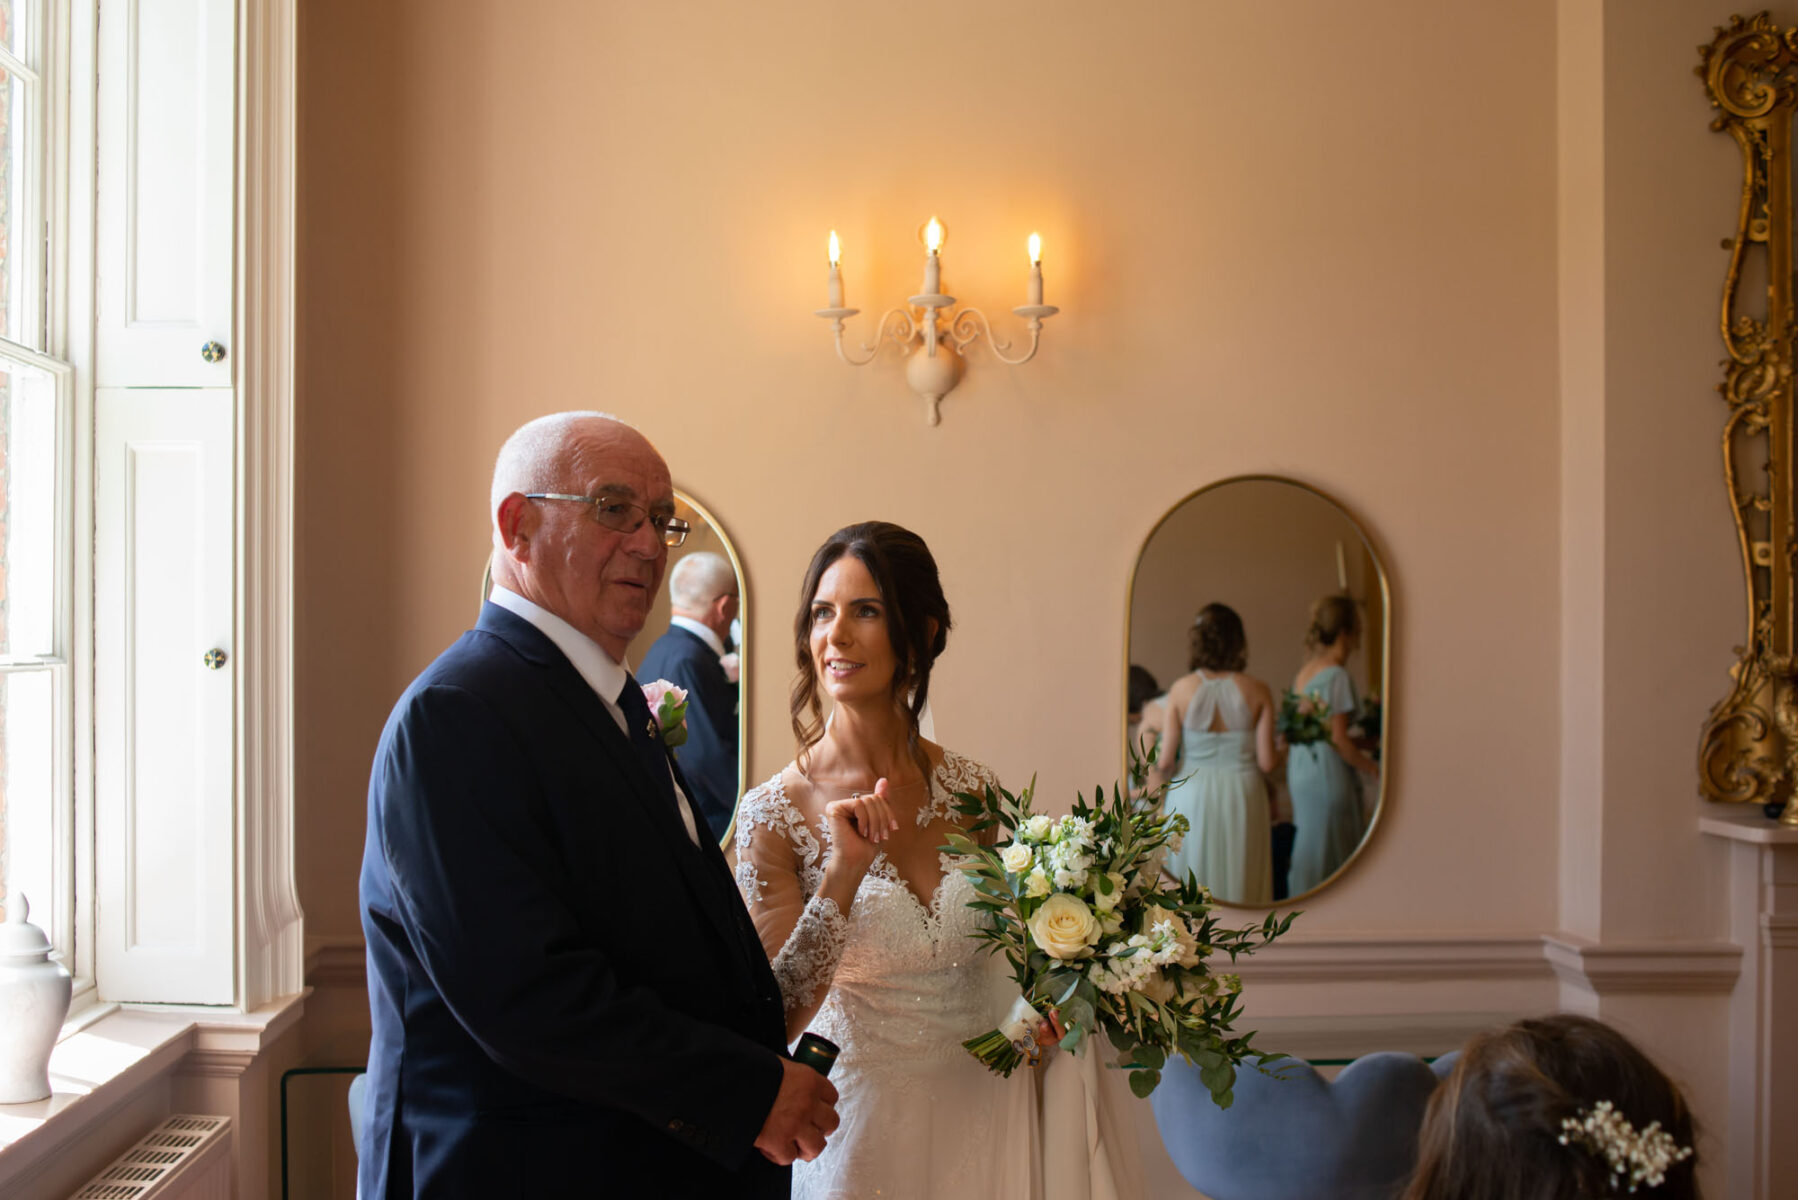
left=1029, top=893, right=1102, bottom=961
left=1025, top=869, right=1052, bottom=898
left=1144, top=904, right=1203, bottom=967
left=1023, top=814, right=1053, bottom=841
left=1001, top=842, right=1034, bottom=874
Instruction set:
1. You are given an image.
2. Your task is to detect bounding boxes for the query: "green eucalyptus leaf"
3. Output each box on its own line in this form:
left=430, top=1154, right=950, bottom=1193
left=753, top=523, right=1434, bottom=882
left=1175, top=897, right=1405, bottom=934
left=1129, top=1069, right=1161, bottom=1099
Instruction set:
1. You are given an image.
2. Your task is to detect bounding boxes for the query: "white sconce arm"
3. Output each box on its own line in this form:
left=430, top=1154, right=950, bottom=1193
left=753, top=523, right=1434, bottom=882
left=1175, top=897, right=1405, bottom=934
left=948, top=304, right=1059, bottom=366
left=820, top=307, right=917, bottom=367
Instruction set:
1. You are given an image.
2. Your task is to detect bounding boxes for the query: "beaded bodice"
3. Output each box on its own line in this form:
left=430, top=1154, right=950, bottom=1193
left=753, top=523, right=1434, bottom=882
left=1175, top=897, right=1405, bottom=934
left=734, top=749, right=1002, bottom=1062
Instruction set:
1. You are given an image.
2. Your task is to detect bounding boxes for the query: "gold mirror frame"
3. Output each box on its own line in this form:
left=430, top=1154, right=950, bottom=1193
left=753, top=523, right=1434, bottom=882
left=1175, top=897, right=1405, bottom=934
left=479, top=486, right=750, bottom=846
left=1124, top=474, right=1393, bottom=905
left=1697, top=14, right=1798, bottom=823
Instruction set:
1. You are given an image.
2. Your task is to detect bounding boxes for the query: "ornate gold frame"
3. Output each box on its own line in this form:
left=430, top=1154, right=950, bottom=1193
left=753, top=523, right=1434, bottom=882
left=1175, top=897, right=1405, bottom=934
left=1697, top=14, right=1798, bottom=823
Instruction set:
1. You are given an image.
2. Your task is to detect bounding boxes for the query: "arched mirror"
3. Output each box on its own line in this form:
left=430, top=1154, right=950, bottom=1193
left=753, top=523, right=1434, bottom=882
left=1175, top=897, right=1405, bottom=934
left=625, top=489, right=747, bottom=846
left=1126, top=476, right=1389, bottom=905
left=484, top=487, right=749, bottom=846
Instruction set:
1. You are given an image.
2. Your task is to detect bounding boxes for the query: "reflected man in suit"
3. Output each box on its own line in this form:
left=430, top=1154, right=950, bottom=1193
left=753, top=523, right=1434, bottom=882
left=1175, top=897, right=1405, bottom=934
left=639, top=551, right=741, bottom=840
left=358, top=412, right=837, bottom=1198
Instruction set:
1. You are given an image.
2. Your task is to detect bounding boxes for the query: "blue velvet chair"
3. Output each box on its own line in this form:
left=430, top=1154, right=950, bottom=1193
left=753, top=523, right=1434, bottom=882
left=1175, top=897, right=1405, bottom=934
left=1149, top=1051, right=1458, bottom=1200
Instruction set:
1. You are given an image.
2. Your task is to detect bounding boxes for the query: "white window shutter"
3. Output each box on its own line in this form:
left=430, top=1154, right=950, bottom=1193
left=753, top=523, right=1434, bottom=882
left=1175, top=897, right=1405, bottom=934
left=95, top=0, right=236, bottom=388
left=94, top=389, right=235, bottom=1003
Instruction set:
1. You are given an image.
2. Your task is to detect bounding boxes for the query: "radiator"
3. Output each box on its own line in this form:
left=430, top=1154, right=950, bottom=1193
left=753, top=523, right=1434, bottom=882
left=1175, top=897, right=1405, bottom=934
left=68, top=1115, right=232, bottom=1200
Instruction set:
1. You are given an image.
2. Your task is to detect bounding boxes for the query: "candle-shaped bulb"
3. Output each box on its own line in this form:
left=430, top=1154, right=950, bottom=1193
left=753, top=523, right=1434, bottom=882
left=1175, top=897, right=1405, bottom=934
left=1026, top=233, right=1044, bottom=307
left=826, top=230, right=844, bottom=309
left=922, top=217, right=943, bottom=295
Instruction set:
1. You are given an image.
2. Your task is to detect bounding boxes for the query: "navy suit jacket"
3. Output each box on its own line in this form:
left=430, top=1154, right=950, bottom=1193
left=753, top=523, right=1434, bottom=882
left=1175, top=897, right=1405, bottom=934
left=637, top=624, right=740, bottom=840
left=358, top=603, right=789, bottom=1198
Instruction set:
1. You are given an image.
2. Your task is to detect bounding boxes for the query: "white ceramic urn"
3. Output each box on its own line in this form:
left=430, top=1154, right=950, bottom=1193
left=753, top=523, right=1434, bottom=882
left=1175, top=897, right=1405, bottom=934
left=0, top=894, right=71, bottom=1103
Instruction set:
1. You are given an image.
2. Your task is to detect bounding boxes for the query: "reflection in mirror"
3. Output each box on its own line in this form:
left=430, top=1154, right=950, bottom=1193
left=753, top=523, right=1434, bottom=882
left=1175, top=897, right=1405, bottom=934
left=1128, top=477, right=1388, bottom=905
left=627, top=489, right=748, bottom=846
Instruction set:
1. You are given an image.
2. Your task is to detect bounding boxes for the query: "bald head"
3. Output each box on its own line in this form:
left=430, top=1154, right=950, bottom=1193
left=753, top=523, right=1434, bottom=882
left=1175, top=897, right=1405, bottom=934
left=669, top=552, right=735, bottom=611
left=488, top=411, right=675, bottom=659
left=491, top=411, right=635, bottom=527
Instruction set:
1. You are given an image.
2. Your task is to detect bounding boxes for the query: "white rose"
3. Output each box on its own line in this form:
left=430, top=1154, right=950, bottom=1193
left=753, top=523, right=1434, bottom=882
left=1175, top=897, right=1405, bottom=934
left=1028, top=893, right=1102, bottom=961
left=1023, top=815, right=1053, bottom=841
left=1144, top=904, right=1203, bottom=967
left=1001, top=842, right=1033, bottom=874
left=1025, top=869, right=1052, bottom=898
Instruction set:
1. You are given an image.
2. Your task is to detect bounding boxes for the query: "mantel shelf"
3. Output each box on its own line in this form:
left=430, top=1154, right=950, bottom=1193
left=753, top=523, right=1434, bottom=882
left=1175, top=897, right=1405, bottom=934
left=1699, top=810, right=1798, bottom=846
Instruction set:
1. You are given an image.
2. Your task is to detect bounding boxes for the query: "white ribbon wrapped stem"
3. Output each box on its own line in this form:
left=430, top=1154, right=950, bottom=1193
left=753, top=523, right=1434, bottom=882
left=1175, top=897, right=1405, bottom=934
left=1001, top=994, right=1042, bottom=1061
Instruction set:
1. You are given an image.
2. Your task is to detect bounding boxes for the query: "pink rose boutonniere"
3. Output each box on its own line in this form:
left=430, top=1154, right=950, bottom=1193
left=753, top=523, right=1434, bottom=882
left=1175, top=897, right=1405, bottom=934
left=641, top=680, right=689, bottom=748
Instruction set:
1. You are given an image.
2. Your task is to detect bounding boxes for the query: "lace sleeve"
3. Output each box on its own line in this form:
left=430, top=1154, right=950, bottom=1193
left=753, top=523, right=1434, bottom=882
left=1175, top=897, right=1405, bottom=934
left=936, top=749, right=1007, bottom=846
left=733, top=773, right=849, bottom=1016
left=769, top=894, right=850, bottom=1015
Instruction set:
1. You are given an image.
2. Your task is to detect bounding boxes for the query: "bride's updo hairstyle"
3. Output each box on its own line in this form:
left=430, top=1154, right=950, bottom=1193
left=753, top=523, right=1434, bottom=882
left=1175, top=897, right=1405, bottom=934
left=790, top=521, right=952, bottom=777
left=1189, top=603, right=1248, bottom=672
left=1402, top=1014, right=1698, bottom=1200
left=1304, top=593, right=1360, bottom=652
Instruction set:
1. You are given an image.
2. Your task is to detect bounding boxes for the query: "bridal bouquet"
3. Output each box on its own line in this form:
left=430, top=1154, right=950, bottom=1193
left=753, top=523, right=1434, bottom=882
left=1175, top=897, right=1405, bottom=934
left=1276, top=689, right=1332, bottom=746
left=943, top=749, right=1296, bottom=1104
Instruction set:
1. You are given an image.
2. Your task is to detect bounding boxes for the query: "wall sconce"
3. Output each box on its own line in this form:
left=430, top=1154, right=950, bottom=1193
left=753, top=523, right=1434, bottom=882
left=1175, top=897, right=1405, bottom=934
left=813, top=217, right=1059, bottom=425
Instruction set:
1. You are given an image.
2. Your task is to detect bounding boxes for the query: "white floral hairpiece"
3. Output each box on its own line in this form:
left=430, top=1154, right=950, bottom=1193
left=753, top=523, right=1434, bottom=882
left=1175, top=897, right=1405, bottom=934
left=1557, top=1100, right=1693, bottom=1192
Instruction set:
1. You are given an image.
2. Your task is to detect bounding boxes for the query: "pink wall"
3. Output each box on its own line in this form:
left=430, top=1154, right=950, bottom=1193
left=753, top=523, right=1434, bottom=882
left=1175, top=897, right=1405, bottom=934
left=295, top=5, right=1759, bottom=1178
left=298, top=0, right=1565, bottom=944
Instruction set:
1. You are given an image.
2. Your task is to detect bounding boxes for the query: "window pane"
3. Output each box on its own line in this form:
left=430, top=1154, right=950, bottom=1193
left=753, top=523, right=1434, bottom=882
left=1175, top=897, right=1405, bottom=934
left=0, top=667, right=51, bottom=925
left=0, top=68, right=30, bottom=347
left=0, top=3, right=19, bottom=64
left=0, top=354, right=55, bottom=657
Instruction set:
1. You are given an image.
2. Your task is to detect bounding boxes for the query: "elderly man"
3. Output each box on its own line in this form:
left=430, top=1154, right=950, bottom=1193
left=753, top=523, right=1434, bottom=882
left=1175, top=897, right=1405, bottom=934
left=359, top=412, right=836, bottom=1197
left=638, top=551, right=741, bottom=839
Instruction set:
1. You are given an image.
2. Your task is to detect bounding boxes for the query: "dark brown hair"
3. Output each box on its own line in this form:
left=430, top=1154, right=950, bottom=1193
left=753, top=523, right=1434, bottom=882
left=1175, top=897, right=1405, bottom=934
left=1127, top=665, right=1162, bottom=717
left=1403, top=1014, right=1699, bottom=1200
left=1189, top=603, right=1248, bottom=672
left=1305, top=593, right=1360, bottom=652
left=790, top=522, right=951, bottom=778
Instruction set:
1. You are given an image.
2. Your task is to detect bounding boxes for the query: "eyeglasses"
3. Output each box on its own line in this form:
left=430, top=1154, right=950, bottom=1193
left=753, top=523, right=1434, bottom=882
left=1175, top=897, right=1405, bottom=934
left=524, top=493, right=692, bottom=547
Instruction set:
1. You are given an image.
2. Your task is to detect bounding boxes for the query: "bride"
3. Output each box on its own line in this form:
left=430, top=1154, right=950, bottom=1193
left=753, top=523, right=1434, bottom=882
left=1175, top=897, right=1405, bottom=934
left=733, top=521, right=1044, bottom=1198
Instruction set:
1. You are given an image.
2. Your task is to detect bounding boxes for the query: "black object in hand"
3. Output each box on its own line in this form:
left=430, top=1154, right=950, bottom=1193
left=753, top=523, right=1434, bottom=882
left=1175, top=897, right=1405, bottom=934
left=792, top=1032, right=839, bottom=1077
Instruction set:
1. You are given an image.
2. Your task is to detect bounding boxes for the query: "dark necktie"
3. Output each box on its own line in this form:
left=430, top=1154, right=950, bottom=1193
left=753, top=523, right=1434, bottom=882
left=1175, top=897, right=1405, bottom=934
left=617, top=674, right=679, bottom=815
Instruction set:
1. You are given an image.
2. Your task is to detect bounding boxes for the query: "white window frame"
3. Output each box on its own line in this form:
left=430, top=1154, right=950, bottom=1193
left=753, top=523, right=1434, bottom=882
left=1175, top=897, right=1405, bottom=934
left=0, top=0, right=96, bottom=1012
left=4, top=0, right=300, bottom=1021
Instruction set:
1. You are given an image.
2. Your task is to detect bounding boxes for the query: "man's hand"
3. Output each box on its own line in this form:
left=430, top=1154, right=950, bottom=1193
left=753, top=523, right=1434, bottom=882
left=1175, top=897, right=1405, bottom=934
left=754, top=1056, right=840, bottom=1165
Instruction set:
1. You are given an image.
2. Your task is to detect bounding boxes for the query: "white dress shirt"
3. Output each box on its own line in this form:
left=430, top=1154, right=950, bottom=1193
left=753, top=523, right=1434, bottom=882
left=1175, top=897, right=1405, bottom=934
left=489, top=586, right=700, bottom=844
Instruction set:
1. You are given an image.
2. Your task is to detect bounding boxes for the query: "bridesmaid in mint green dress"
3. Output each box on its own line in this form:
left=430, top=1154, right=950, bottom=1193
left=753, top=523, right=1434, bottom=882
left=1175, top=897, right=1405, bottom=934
left=1287, top=595, right=1380, bottom=895
left=1148, top=604, right=1277, bottom=905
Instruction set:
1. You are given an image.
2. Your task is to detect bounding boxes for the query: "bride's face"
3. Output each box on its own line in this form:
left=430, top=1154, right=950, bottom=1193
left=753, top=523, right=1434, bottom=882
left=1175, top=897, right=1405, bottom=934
left=809, top=554, right=897, bottom=705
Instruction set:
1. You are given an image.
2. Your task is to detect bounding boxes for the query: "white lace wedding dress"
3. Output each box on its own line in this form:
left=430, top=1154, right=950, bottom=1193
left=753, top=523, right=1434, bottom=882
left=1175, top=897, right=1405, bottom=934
left=734, top=749, right=1042, bottom=1199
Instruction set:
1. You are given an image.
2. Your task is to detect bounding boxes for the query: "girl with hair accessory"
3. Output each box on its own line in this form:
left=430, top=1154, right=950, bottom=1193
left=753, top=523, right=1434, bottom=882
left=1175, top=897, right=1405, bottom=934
left=1145, top=603, right=1278, bottom=905
left=1404, top=1013, right=1699, bottom=1199
left=1285, top=593, right=1379, bottom=894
